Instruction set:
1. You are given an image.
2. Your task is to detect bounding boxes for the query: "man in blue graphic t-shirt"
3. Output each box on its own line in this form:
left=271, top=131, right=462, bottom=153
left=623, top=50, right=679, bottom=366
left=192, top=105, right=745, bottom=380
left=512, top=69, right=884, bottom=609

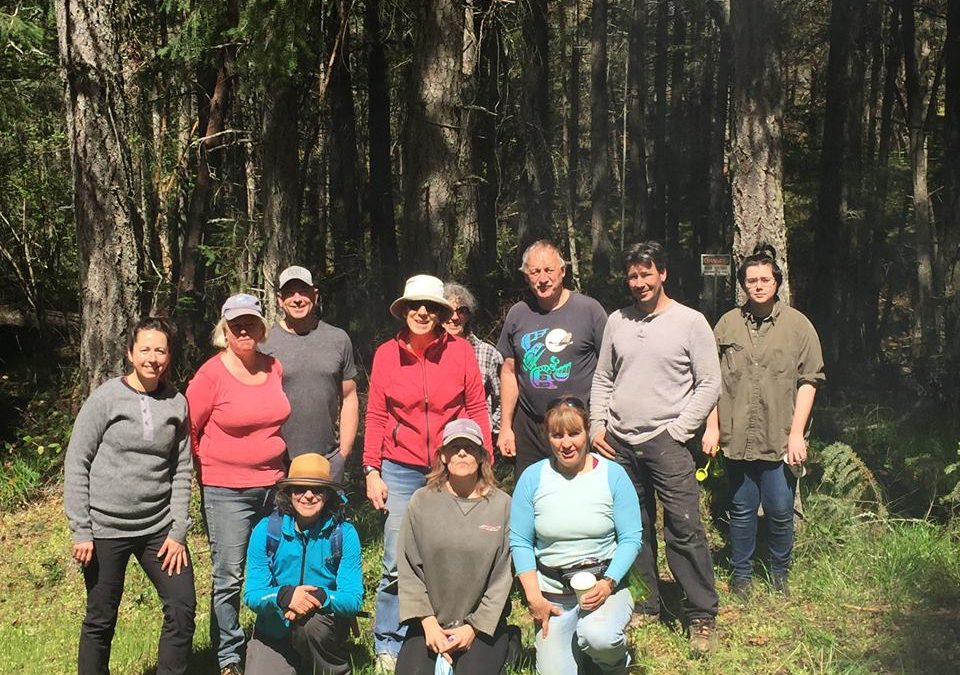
left=496, top=240, right=607, bottom=476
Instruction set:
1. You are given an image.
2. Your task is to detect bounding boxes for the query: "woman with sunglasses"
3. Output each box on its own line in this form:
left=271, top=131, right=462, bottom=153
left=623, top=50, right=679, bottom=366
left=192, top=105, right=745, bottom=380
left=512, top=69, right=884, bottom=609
left=510, top=396, right=642, bottom=675
left=186, top=294, right=291, bottom=675
left=395, top=419, right=512, bottom=675
left=243, top=453, right=363, bottom=675
left=363, top=274, right=493, bottom=670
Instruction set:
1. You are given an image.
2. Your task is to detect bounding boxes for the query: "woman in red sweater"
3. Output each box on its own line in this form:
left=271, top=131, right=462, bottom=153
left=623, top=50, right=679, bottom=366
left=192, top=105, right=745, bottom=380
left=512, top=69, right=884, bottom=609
left=186, top=293, right=291, bottom=675
left=362, top=274, right=491, bottom=671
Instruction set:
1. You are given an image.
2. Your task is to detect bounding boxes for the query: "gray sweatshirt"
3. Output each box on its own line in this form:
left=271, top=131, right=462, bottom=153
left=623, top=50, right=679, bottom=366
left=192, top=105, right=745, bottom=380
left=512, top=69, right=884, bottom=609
left=64, top=377, right=192, bottom=543
left=398, top=485, right=512, bottom=637
left=590, top=300, right=721, bottom=444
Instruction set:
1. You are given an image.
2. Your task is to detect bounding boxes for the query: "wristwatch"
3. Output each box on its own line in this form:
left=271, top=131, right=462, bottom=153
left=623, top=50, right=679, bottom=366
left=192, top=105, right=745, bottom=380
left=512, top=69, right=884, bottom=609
left=363, top=465, right=380, bottom=476
left=602, top=576, right=617, bottom=590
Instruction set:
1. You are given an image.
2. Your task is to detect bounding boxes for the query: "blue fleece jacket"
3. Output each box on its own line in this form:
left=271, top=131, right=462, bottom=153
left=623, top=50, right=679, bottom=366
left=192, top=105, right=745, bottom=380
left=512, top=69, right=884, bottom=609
left=244, top=511, right=363, bottom=639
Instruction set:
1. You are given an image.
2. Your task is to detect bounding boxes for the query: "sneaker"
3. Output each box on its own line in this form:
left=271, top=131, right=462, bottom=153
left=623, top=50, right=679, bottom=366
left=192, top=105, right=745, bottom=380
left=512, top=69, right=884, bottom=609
left=772, top=574, right=790, bottom=596
left=374, top=652, right=398, bottom=674
left=220, top=665, right=242, bottom=675
left=730, top=576, right=752, bottom=602
left=688, top=616, right=716, bottom=655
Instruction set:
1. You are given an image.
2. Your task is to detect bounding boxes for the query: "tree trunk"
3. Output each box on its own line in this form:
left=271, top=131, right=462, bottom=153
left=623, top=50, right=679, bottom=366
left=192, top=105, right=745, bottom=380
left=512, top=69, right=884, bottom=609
left=55, top=0, right=144, bottom=394
left=730, top=0, right=790, bottom=305
left=900, top=0, right=941, bottom=360
left=651, top=0, right=669, bottom=242
left=589, top=0, right=611, bottom=284
left=456, top=1, right=481, bottom=277
left=563, top=0, right=582, bottom=287
left=260, top=80, right=300, bottom=321
left=401, top=0, right=463, bottom=277
left=326, top=3, right=365, bottom=326
left=518, top=0, right=555, bottom=250
left=625, top=0, right=650, bottom=243
left=945, top=0, right=960, bottom=406
left=365, top=0, right=398, bottom=305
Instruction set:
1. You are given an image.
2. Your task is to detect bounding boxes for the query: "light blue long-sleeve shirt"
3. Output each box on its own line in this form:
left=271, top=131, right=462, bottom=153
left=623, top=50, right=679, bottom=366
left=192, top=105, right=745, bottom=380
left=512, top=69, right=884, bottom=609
left=510, top=455, right=642, bottom=594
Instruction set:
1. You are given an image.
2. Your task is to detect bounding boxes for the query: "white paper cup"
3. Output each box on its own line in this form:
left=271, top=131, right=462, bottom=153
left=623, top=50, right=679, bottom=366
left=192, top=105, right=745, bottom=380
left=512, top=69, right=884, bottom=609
left=569, top=571, right=597, bottom=607
left=783, top=455, right=807, bottom=478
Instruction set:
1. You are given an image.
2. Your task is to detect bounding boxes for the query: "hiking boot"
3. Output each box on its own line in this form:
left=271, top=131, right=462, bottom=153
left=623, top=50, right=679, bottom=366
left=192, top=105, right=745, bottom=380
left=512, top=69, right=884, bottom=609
left=220, top=665, right=242, bottom=675
left=772, top=574, right=790, bottom=596
left=374, top=652, right=398, bottom=674
left=688, top=616, right=716, bottom=655
left=730, top=576, right=752, bottom=602
left=628, top=610, right=661, bottom=630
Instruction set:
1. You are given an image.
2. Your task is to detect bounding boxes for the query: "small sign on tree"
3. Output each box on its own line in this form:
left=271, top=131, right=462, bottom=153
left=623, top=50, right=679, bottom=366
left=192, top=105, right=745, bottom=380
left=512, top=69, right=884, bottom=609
left=701, top=254, right=732, bottom=277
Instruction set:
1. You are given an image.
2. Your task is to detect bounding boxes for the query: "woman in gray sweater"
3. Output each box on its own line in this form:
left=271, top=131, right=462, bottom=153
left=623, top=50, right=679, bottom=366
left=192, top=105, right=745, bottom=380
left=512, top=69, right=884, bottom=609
left=396, top=419, right=513, bottom=675
left=64, top=317, right=195, bottom=675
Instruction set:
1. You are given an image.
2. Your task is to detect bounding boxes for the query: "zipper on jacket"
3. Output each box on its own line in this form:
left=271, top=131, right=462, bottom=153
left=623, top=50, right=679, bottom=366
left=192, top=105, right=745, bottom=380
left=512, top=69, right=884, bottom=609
left=299, top=530, right=308, bottom=585
left=420, top=356, right=430, bottom=459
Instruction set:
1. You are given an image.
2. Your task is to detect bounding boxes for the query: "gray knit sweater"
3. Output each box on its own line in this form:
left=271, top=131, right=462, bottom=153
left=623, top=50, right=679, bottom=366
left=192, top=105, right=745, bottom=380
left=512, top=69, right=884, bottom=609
left=590, top=300, right=721, bottom=444
left=64, top=377, right=192, bottom=543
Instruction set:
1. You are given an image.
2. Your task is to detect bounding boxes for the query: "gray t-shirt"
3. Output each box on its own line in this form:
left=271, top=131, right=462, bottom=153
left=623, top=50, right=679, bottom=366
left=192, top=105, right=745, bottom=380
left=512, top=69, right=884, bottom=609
left=64, top=377, right=192, bottom=543
left=497, top=292, right=607, bottom=418
left=260, top=320, right=357, bottom=458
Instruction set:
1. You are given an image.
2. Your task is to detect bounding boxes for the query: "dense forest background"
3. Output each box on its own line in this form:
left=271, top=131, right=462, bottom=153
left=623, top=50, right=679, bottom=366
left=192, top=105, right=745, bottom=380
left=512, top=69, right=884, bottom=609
left=1, top=0, right=959, bottom=497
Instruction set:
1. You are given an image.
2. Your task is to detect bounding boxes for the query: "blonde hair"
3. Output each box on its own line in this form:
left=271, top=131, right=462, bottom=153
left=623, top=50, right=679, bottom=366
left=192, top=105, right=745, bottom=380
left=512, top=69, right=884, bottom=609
left=210, top=316, right=270, bottom=349
left=425, top=442, right=497, bottom=495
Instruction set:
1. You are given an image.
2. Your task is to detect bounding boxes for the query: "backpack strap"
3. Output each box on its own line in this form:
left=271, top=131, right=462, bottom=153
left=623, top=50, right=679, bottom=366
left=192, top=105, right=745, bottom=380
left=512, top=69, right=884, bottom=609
left=265, top=510, right=284, bottom=578
left=325, top=519, right=343, bottom=572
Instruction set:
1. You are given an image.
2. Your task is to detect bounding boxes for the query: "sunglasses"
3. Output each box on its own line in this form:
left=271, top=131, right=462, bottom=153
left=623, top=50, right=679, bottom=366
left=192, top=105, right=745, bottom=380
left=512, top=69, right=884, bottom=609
left=290, top=486, right=331, bottom=497
left=546, top=396, right=586, bottom=412
left=406, top=301, right=444, bottom=315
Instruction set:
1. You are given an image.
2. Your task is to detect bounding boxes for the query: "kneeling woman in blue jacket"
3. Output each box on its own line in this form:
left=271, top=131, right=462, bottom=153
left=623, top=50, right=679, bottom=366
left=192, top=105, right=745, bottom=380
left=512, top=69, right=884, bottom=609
left=244, top=453, right=363, bottom=675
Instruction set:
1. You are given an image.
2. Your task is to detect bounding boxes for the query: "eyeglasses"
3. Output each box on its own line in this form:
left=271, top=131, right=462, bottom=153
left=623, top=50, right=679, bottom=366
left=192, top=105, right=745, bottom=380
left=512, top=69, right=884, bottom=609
left=546, top=396, right=586, bottom=412
left=290, top=486, right=329, bottom=497
left=453, top=306, right=471, bottom=316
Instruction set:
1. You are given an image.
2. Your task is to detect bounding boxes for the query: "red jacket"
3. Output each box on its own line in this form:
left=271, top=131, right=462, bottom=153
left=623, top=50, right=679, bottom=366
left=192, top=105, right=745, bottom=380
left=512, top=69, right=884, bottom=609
left=363, top=330, right=493, bottom=470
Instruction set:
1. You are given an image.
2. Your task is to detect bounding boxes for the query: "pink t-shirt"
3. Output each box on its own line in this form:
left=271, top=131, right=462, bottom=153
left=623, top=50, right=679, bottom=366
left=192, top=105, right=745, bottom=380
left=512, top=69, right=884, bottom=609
left=186, top=353, right=291, bottom=488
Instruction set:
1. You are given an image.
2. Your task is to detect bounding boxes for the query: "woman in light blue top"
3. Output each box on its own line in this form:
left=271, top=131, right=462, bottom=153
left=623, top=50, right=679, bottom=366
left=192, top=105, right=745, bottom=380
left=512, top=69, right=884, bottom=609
left=510, top=396, right=642, bottom=675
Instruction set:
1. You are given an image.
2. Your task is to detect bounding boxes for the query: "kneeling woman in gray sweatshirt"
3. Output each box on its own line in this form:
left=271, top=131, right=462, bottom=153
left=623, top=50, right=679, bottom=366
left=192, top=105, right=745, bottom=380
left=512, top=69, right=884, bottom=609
left=65, top=317, right=195, bottom=675
left=396, top=419, right=513, bottom=675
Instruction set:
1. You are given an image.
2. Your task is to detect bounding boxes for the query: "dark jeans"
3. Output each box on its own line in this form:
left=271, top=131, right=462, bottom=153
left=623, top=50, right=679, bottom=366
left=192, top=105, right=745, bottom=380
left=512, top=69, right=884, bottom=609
left=513, top=405, right=550, bottom=478
left=245, top=614, right=351, bottom=675
left=727, top=459, right=797, bottom=580
left=396, top=622, right=510, bottom=675
left=608, top=430, right=718, bottom=620
left=79, top=529, right=196, bottom=675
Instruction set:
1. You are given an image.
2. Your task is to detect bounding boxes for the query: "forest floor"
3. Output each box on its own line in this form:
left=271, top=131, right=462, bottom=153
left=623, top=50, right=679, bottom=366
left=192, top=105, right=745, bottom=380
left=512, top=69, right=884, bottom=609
left=2, top=488, right=959, bottom=674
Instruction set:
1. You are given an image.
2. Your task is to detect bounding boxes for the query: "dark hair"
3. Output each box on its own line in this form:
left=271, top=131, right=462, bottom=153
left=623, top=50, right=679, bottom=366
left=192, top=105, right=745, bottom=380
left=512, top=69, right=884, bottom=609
left=623, top=241, right=668, bottom=274
left=126, top=317, right=175, bottom=354
left=736, top=243, right=783, bottom=292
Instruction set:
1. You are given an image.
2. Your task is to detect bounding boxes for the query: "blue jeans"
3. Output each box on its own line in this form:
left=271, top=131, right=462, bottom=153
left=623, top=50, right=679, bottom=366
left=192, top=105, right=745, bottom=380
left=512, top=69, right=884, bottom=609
left=202, top=485, right=275, bottom=668
left=535, top=588, right=633, bottom=675
left=727, top=459, right=797, bottom=580
left=374, top=460, right=427, bottom=657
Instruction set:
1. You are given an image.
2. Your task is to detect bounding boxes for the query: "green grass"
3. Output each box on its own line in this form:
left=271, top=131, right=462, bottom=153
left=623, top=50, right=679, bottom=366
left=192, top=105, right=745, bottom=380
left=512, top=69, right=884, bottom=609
left=2, top=489, right=959, bottom=674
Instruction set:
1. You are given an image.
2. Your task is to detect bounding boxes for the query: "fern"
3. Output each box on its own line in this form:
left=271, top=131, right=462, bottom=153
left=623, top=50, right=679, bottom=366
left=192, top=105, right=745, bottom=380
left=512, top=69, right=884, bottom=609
left=813, top=442, right=887, bottom=517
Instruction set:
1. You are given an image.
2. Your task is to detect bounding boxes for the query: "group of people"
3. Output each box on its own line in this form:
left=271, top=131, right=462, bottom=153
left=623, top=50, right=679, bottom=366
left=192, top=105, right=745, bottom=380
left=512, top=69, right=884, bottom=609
left=64, top=238, right=823, bottom=674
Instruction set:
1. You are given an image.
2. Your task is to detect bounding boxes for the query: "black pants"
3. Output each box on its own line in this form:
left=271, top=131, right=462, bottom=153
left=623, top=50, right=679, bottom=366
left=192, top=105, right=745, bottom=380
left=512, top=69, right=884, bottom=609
left=513, top=405, right=550, bottom=478
left=79, top=530, right=196, bottom=675
left=245, top=614, right=351, bottom=675
left=396, top=622, right=509, bottom=675
left=607, top=430, right=719, bottom=620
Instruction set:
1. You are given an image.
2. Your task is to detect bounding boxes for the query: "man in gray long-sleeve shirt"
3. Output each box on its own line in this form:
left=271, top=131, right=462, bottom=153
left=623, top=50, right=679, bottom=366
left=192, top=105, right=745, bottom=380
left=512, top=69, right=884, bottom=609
left=590, top=241, right=721, bottom=654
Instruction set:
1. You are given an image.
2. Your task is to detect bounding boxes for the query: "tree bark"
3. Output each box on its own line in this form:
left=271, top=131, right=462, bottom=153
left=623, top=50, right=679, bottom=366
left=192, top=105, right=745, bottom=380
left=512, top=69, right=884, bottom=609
left=518, top=0, right=555, bottom=250
left=401, top=0, right=463, bottom=276
left=562, top=0, right=582, bottom=287
left=730, top=0, right=790, bottom=305
left=589, top=0, right=611, bottom=283
left=55, top=0, right=144, bottom=394
left=625, top=0, right=650, bottom=243
left=365, top=0, right=398, bottom=305
left=945, top=0, right=960, bottom=405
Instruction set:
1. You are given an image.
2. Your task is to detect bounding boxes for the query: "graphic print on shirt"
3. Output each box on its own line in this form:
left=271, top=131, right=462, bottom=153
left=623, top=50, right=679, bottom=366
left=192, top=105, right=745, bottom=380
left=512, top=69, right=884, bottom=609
left=520, top=327, right=573, bottom=389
